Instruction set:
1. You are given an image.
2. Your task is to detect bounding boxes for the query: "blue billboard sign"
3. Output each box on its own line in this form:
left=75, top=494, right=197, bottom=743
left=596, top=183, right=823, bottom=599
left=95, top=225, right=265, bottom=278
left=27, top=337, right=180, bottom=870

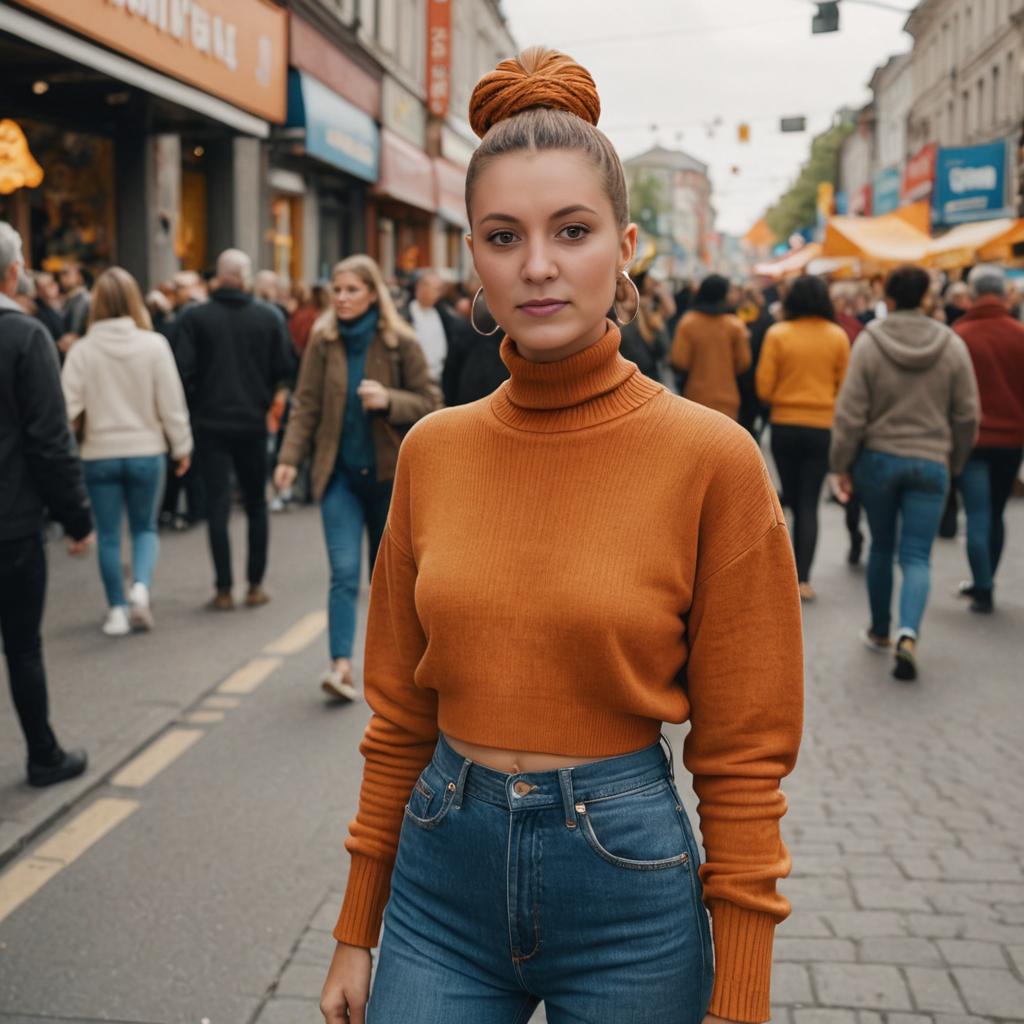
left=933, top=140, right=1011, bottom=225
left=872, top=166, right=902, bottom=215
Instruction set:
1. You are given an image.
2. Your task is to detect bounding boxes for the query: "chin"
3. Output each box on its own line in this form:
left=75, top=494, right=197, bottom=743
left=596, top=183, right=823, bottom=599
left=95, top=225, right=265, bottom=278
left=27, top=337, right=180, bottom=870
left=507, top=313, right=594, bottom=353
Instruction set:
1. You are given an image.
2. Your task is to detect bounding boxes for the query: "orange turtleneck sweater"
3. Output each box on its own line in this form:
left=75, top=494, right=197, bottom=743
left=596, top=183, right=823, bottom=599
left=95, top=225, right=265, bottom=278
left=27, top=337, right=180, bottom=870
left=335, top=323, right=804, bottom=1023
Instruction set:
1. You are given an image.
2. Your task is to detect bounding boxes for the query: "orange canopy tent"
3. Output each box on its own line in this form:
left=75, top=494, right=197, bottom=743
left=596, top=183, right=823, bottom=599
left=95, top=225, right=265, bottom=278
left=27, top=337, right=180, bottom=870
left=925, top=219, right=1024, bottom=269
left=822, top=210, right=931, bottom=269
left=753, top=243, right=822, bottom=280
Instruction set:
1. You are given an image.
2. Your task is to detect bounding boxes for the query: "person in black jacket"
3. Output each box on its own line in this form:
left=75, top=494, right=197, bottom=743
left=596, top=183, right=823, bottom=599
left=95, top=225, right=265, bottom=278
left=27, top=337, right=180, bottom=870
left=0, top=222, right=95, bottom=786
left=175, top=249, right=295, bottom=610
left=440, top=287, right=510, bottom=405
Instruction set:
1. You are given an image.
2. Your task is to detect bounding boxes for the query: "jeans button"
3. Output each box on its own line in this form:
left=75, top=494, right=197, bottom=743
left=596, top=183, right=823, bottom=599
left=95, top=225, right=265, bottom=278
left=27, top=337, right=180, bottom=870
left=513, top=780, right=532, bottom=797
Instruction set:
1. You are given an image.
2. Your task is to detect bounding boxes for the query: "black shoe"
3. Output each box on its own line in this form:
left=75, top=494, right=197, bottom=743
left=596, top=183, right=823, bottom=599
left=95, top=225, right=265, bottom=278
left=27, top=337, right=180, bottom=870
left=847, top=535, right=863, bottom=566
left=969, top=589, right=994, bottom=614
left=957, top=580, right=977, bottom=600
left=892, top=638, right=918, bottom=682
left=27, top=748, right=88, bottom=787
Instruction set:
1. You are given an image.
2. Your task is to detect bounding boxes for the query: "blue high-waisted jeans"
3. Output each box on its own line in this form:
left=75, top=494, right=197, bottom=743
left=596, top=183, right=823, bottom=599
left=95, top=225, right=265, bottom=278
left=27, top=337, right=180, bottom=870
left=368, top=732, right=714, bottom=1024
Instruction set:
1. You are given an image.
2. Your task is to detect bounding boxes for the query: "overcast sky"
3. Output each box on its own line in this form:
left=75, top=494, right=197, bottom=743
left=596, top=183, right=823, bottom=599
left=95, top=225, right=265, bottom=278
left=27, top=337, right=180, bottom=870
left=501, top=0, right=914, bottom=236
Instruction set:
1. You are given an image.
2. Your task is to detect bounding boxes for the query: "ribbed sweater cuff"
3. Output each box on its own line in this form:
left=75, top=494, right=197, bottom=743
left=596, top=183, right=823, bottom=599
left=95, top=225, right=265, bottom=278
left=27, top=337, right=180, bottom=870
left=706, top=900, right=777, bottom=1023
left=331, top=854, right=393, bottom=948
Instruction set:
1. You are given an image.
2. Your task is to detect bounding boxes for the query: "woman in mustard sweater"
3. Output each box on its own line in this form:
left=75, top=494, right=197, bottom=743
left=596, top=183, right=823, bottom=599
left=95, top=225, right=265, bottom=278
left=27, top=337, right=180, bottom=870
left=756, top=276, right=850, bottom=600
left=320, top=49, right=803, bottom=1024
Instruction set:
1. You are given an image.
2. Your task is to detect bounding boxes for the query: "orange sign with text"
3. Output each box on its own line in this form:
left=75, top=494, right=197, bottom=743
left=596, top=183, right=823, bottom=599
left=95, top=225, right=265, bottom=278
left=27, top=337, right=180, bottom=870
left=14, top=0, right=287, bottom=123
left=426, top=0, right=451, bottom=118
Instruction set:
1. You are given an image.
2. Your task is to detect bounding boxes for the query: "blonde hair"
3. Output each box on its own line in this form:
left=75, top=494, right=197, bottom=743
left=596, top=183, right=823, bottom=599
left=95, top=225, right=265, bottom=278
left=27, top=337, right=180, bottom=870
left=332, top=254, right=416, bottom=342
left=88, top=267, right=152, bottom=330
left=466, top=48, right=628, bottom=229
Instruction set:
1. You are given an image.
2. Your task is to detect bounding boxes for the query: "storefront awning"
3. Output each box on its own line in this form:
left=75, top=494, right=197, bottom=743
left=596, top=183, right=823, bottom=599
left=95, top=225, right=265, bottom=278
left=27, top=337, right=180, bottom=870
left=373, top=129, right=436, bottom=213
left=434, top=158, right=468, bottom=228
left=925, top=218, right=1024, bottom=269
left=822, top=213, right=930, bottom=266
left=287, top=71, right=379, bottom=183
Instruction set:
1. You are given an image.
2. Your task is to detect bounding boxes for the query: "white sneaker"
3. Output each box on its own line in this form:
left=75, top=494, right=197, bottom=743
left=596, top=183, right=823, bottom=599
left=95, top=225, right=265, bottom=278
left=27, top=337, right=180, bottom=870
left=320, top=669, right=358, bottom=702
left=128, top=582, right=154, bottom=631
left=102, top=606, right=131, bottom=636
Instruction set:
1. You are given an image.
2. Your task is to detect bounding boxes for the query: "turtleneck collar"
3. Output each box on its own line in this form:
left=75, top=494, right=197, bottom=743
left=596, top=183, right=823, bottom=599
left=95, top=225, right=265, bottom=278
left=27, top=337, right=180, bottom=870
left=338, top=306, right=380, bottom=353
left=490, top=320, right=663, bottom=432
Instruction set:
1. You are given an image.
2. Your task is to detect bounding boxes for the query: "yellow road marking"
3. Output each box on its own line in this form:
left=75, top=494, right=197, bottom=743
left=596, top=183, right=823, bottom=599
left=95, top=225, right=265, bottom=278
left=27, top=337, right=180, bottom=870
left=202, top=695, right=241, bottom=710
left=185, top=710, right=225, bottom=725
left=263, top=611, right=327, bottom=656
left=218, top=656, right=283, bottom=695
left=111, top=728, right=203, bottom=788
left=0, top=798, right=138, bottom=924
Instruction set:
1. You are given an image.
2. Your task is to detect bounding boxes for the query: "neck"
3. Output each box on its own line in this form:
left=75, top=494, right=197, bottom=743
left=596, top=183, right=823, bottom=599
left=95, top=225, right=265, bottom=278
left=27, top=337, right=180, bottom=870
left=513, top=317, right=608, bottom=364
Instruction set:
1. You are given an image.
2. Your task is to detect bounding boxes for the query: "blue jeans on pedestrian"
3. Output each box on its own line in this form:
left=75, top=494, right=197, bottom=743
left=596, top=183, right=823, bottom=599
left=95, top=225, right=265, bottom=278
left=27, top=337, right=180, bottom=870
left=853, top=449, right=948, bottom=640
left=320, top=465, right=393, bottom=660
left=956, top=457, right=993, bottom=591
left=83, top=456, right=166, bottom=608
left=368, top=732, right=714, bottom=1024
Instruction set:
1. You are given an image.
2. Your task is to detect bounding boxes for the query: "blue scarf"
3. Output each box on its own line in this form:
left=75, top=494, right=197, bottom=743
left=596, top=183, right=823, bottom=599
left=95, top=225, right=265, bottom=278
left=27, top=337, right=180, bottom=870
left=338, top=307, right=380, bottom=472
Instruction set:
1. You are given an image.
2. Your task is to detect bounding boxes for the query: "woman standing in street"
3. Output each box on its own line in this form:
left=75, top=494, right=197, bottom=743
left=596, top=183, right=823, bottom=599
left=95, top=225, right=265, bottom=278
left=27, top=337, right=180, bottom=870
left=669, top=274, right=751, bottom=418
left=831, top=265, right=979, bottom=682
left=320, top=49, right=803, bottom=1024
left=756, top=275, right=850, bottom=601
left=617, top=270, right=670, bottom=381
left=61, top=267, right=192, bottom=636
left=274, top=256, right=440, bottom=702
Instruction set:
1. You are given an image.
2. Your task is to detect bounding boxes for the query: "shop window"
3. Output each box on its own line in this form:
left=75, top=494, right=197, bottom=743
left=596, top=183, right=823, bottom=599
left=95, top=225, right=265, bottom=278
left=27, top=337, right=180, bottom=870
left=0, top=121, right=115, bottom=274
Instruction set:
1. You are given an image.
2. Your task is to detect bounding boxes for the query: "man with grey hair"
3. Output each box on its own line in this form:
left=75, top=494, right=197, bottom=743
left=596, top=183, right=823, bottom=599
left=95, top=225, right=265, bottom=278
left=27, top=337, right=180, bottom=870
left=952, top=263, right=1024, bottom=613
left=0, top=221, right=94, bottom=786
left=175, top=248, right=295, bottom=610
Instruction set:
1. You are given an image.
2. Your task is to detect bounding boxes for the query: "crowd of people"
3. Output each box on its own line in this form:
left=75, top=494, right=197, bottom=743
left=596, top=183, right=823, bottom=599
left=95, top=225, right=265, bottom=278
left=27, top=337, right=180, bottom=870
left=1, top=209, right=1022, bottom=786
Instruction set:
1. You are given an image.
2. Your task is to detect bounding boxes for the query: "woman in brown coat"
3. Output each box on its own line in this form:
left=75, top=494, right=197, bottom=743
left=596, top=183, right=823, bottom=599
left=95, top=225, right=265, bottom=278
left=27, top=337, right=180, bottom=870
left=274, top=255, right=441, bottom=701
left=670, top=274, right=751, bottom=419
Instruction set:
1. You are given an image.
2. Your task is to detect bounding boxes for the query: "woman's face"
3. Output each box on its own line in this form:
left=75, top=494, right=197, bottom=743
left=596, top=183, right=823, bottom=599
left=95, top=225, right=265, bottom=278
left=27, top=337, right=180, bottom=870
left=333, top=271, right=376, bottom=320
left=468, top=149, right=636, bottom=363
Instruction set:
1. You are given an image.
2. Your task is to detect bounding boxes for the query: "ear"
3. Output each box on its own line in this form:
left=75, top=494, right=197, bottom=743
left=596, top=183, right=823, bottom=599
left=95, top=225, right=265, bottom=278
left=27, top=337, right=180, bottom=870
left=465, top=234, right=474, bottom=256
left=618, top=223, right=639, bottom=273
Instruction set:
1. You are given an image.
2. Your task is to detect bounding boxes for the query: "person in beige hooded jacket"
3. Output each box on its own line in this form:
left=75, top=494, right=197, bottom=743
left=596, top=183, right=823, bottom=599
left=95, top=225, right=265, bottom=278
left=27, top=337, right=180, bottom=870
left=61, top=268, right=192, bottom=637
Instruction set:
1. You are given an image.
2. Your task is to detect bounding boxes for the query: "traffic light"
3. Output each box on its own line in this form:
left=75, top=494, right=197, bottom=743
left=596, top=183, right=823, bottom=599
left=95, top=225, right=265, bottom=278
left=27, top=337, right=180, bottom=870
left=738, top=123, right=751, bottom=143
left=812, top=2, right=840, bottom=34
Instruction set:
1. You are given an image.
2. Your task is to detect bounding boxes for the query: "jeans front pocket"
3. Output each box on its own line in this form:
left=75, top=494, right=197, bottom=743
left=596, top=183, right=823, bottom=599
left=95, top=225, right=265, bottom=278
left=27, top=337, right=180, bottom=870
left=404, top=761, right=457, bottom=830
left=577, top=779, right=691, bottom=871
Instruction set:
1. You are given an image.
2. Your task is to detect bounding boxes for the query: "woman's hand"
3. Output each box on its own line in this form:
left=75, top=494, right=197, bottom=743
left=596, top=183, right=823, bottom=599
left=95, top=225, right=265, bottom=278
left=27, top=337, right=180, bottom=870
left=67, top=531, right=95, bottom=556
left=829, top=472, right=853, bottom=504
left=274, top=464, right=298, bottom=492
left=320, top=942, right=372, bottom=1023
left=357, top=379, right=390, bottom=413
left=174, top=455, right=191, bottom=478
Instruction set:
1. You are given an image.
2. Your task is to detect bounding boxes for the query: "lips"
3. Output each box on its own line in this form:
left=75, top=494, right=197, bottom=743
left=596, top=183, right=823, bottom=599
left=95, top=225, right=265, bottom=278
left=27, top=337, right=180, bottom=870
left=518, top=299, right=568, bottom=318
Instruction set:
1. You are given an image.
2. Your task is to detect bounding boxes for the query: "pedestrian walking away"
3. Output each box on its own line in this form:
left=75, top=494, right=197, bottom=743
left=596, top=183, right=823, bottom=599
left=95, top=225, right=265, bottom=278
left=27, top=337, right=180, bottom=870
left=275, top=255, right=441, bottom=703
left=318, top=48, right=804, bottom=1024
left=952, top=264, right=1024, bottom=614
left=831, top=265, right=979, bottom=682
left=756, top=275, right=850, bottom=600
left=669, top=274, right=752, bottom=420
left=174, top=249, right=295, bottom=611
left=0, top=221, right=94, bottom=787
left=61, top=268, right=193, bottom=636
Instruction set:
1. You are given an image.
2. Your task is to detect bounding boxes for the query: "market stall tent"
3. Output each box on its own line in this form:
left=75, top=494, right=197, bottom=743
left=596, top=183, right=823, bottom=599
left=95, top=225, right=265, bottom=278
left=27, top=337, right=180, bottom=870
left=753, top=242, right=822, bottom=279
left=822, top=211, right=931, bottom=268
left=925, top=218, right=1024, bottom=269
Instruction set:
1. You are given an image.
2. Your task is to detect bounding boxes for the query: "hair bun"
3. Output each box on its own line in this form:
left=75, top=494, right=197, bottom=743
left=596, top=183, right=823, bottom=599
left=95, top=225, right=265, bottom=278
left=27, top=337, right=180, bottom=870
left=468, top=48, right=601, bottom=139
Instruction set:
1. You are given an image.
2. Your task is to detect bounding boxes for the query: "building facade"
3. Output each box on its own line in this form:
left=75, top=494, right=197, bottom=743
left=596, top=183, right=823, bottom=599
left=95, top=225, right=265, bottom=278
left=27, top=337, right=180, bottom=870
left=0, top=0, right=516, bottom=289
left=624, top=145, right=715, bottom=280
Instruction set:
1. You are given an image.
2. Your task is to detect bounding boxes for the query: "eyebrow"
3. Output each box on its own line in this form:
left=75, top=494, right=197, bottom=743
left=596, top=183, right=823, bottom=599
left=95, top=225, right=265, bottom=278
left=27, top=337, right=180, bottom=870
left=479, top=204, right=599, bottom=225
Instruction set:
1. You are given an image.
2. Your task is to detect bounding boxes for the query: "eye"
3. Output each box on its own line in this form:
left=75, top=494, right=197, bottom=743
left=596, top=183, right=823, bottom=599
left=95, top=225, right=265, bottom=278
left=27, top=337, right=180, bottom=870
left=487, top=230, right=518, bottom=246
left=559, top=224, right=590, bottom=241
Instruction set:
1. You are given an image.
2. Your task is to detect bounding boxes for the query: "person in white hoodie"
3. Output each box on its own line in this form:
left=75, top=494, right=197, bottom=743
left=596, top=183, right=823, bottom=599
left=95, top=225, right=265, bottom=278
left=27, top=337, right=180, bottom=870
left=62, top=268, right=193, bottom=635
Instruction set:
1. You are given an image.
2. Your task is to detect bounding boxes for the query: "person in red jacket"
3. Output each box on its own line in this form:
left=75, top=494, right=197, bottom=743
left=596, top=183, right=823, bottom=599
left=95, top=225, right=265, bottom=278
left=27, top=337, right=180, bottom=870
left=953, top=265, right=1024, bottom=613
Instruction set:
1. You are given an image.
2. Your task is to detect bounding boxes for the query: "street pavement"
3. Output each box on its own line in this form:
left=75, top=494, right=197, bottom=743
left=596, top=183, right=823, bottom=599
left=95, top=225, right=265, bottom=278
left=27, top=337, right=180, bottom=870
left=0, top=481, right=1022, bottom=1023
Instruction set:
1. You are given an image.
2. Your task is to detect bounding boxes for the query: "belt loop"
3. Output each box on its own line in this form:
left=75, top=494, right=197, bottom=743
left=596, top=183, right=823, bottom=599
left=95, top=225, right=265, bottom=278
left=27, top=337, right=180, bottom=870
left=558, top=767, right=577, bottom=830
left=659, top=733, right=675, bottom=781
left=452, top=757, right=472, bottom=809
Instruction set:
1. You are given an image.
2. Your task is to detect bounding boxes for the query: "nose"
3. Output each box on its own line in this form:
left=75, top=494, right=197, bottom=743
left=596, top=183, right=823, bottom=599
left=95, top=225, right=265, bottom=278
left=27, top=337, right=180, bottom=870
left=521, top=239, right=557, bottom=284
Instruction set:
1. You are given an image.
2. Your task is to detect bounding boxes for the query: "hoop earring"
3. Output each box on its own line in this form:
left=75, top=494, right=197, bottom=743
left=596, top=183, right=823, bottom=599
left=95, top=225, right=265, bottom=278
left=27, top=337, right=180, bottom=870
left=471, top=287, right=501, bottom=336
left=614, top=271, right=641, bottom=326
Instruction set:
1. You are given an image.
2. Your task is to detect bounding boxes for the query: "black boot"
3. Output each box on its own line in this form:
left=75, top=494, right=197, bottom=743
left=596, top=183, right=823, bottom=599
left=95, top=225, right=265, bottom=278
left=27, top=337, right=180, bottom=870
left=969, top=588, right=994, bottom=614
left=847, top=532, right=864, bottom=566
left=27, top=748, right=88, bottom=788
